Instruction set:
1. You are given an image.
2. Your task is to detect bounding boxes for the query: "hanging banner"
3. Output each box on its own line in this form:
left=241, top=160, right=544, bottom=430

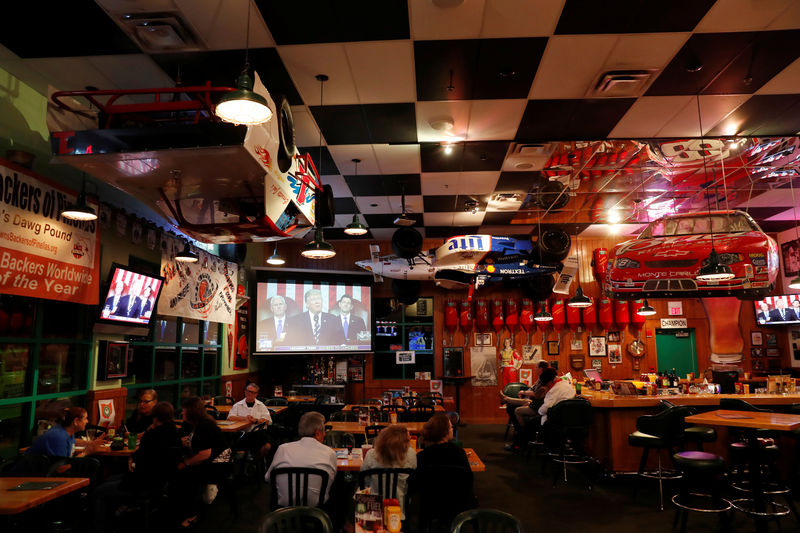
left=98, top=398, right=115, bottom=425
left=158, top=238, right=238, bottom=324
left=0, top=160, right=100, bottom=304
left=233, top=300, right=250, bottom=370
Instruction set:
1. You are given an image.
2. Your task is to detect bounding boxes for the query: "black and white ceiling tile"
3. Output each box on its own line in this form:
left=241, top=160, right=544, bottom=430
left=2, top=0, right=800, bottom=240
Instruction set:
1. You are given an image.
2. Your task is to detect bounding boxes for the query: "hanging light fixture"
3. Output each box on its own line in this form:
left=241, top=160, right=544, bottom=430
left=266, top=243, right=285, bottom=265
left=534, top=301, right=553, bottom=322
left=61, top=173, right=97, bottom=221
left=345, top=158, right=368, bottom=236
left=788, top=173, right=800, bottom=289
left=637, top=298, right=656, bottom=316
left=175, top=241, right=198, bottom=263
left=214, top=1, right=272, bottom=125
left=301, top=227, right=336, bottom=259
left=568, top=285, right=592, bottom=308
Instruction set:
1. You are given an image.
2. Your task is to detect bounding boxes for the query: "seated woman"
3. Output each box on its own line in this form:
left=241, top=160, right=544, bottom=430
left=26, top=406, right=102, bottom=459
left=92, top=401, right=181, bottom=533
left=172, top=396, right=226, bottom=528
left=360, top=425, right=416, bottom=518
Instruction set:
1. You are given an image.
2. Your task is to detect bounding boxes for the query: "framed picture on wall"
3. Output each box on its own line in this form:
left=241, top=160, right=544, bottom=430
left=766, top=333, right=778, bottom=347
left=750, top=347, right=764, bottom=358
left=608, top=344, right=622, bottom=364
left=97, top=341, right=129, bottom=380
left=474, top=332, right=492, bottom=346
left=766, top=348, right=780, bottom=357
left=751, top=331, right=763, bottom=346
left=589, top=336, right=606, bottom=357
left=607, top=331, right=620, bottom=342
left=547, top=341, right=560, bottom=356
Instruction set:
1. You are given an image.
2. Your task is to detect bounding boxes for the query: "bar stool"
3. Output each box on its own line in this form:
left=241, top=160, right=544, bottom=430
left=628, top=404, right=694, bottom=510
left=671, top=451, right=732, bottom=533
left=660, top=400, right=717, bottom=451
left=541, top=398, right=594, bottom=490
left=728, top=440, right=796, bottom=521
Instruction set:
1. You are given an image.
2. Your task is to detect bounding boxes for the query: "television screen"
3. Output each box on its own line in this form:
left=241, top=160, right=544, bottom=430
left=753, top=294, right=800, bottom=325
left=255, top=280, right=372, bottom=352
left=98, top=264, right=164, bottom=328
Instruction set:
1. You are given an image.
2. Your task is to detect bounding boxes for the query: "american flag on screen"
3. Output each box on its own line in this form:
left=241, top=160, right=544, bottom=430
left=263, top=281, right=369, bottom=314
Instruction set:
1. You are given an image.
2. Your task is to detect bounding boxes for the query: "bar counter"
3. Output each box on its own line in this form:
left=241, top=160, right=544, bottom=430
left=579, top=391, right=800, bottom=473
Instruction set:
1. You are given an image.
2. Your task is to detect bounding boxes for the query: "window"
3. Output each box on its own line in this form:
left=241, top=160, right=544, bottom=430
left=372, top=297, right=434, bottom=380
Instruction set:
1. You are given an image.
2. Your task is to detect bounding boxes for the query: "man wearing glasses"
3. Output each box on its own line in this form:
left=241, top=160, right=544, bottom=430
left=229, top=383, right=273, bottom=457
left=126, top=389, right=157, bottom=434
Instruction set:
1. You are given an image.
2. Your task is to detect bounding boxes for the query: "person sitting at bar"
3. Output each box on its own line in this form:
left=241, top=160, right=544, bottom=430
left=172, top=396, right=226, bottom=529
left=228, top=383, right=272, bottom=457
left=91, top=401, right=181, bottom=533
left=360, top=425, right=417, bottom=518
left=125, top=389, right=157, bottom=435
left=499, top=361, right=549, bottom=450
left=265, top=411, right=337, bottom=507
left=26, top=406, right=102, bottom=459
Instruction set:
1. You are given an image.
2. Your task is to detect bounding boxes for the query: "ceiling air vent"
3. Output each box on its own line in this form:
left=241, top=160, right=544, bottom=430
left=586, top=69, right=658, bottom=98
left=502, top=143, right=554, bottom=172
left=95, top=1, right=205, bottom=53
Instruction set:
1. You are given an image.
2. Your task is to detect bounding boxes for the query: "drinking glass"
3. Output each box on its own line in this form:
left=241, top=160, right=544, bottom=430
left=86, top=428, right=98, bottom=441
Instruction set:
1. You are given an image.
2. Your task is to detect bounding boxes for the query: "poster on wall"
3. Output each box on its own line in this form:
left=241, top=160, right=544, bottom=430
left=233, top=300, right=249, bottom=370
left=0, top=161, right=100, bottom=304
left=781, top=238, right=799, bottom=278
left=159, top=238, right=238, bottom=324
left=470, top=346, right=497, bottom=387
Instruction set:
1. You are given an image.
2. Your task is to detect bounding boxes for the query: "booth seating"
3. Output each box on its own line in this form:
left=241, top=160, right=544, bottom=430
left=671, top=451, right=732, bottom=533
left=628, top=404, right=694, bottom=510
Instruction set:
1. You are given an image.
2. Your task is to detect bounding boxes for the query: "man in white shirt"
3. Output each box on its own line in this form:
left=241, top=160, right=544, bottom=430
left=266, top=411, right=337, bottom=507
left=229, top=383, right=272, bottom=455
left=538, top=370, right=576, bottom=424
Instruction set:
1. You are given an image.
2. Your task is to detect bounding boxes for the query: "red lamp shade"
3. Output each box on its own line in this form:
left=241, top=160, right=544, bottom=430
left=520, top=298, right=534, bottom=335
left=445, top=300, right=458, bottom=345
left=630, top=299, right=647, bottom=326
left=459, top=300, right=474, bottom=331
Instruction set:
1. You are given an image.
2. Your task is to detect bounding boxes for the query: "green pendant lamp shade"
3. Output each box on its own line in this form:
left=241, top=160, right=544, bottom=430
left=301, top=227, right=336, bottom=259
left=215, top=73, right=272, bottom=126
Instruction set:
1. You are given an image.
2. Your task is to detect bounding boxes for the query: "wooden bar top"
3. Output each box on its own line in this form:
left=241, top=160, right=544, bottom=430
left=685, top=410, right=800, bottom=431
left=580, top=391, right=800, bottom=408
left=0, top=477, right=90, bottom=514
left=343, top=404, right=445, bottom=412
left=335, top=447, right=485, bottom=472
left=327, top=421, right=426, bottom=434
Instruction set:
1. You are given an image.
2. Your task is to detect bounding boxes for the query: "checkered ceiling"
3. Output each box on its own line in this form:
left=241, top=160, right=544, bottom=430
left=2, top=0, right=800, bottom=241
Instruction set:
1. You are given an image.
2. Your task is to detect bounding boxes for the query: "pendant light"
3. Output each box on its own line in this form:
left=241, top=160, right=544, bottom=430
left=788, top=173, right=800, bottom=289
left=266, top=243, right=285, bottom=265
left=175, top=241, right=198, bottom=263
left=568, top=285, right=592, bottom=308
left=301, top=227, right=336, bottom=259
left=214, top=1, right=272, bottom=126
left=61, top=173, right=97, bottom=221
left=637, top=298, right=656, bottom=316
left=344, top=158, right=368, bottom=236
left=692, top=93, right=734, bottom=282
left=534, top=301, right=553, bottom=322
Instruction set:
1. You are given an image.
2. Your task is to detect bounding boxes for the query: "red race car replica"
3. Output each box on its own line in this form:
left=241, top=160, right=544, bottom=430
left=606, top=210, right=778, bottom=300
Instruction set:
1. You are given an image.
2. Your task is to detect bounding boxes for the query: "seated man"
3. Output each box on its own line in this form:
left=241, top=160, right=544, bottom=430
left=228, top=383, right=272, bottom=456
left=506, top=368, right=573, bottom=450
left=265, top=411, right=337, bottom=507
left=499, top=361, right=549, bottom=451
left=126, top=389, right=157, bottom=435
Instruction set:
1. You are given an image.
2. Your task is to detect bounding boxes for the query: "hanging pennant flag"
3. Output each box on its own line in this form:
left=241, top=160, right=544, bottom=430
left=98, top=398, right=115, bottom=425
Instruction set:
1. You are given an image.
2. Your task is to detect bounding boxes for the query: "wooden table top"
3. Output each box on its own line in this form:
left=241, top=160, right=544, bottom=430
left=326, top=421, right=426, bottom=434
left=215, top=419, right=253, bottom=432
left=75, top=441, right=136, bottom=456
left=685, top=410, right=800, bottom=431
left=580, top=391, right=800, bottom=408
left=334, top=448, right=485, bottom=472
left=285, top=396, right=317, bottom=403
left=343, top=404, right=445, bottom=412
left=0, top=477, right=90, bottom=514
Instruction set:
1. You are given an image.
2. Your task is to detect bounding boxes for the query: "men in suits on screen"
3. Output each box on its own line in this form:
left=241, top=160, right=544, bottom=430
left=769, top=299, right=792, bottom=322
left=285, top=289, right=345, bottom=346
left=115, top=279, right=143, bottom=318
left=104, top=280, right=125, bottom=316
left=336, top=294, right=367, bottom=344
left=261, top=295, right=290, bottom=348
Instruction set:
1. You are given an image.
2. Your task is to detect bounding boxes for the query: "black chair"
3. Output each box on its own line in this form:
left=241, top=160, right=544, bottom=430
left=671, top=451, right=732, bottom=533
left=541, top=397, right=594, bottom=489
left=206, top=405, right=225, bottom=420
left=323, top=430, right=356, bottom=449
left=363, top=398, right=383, bottom=407
left=358, top=467, right=416, bottom=504
left=417, top=392, right=443, bottom=407
left=628, top=404, right=695, bottom=510
left=269, top=467, right=330, bottom=508
left=329, top=410, right=357, bottom=422
left=214, top=395, right=234, bottom=406
left=659, top=400, right=717, bottom=451
left=260, top=506, right=333, bottom=533
left=408, top=464, right=475, bottom=533
left=380, top=404, right=406, bottom=422
left=405, top=405, right=435, bottom=422
left=265, top=397, right=289, bottom=406
left=450, top=509, right=522, bottom=533
left=502, top=382, right=530, bottom=441
left=364, top=425, right=386, bottom=444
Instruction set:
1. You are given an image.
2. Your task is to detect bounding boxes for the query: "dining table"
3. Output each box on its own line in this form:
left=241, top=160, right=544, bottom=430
left=334, top=447, right=485, bottom=472
left=0, top=477, right=90, bottom=514
left=343, top=403, right=445, bottom=413
left=326, top=421, right=426, bottom=435
left=685, top=409, right=800, bottom=532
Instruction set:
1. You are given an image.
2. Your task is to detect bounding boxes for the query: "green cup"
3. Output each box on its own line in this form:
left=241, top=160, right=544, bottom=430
left=575, top=382, right=582, bottom=395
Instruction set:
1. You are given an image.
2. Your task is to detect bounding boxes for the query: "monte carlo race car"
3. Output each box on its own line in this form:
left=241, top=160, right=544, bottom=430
left=606, top=210, right=778, bottom=300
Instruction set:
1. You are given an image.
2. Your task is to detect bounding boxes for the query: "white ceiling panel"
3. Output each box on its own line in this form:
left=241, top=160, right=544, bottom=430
left=278, top=43, right=358, bottom=106
left=409, top=0, right=485, bottom=40
left=606, top=33, right=689, bottom=71
left=373, top=144, right=421, bottom=174
left=481, top=0, right=565, bottom=38
left=322, top=175, right=349, bottom=197
left=656, top=94, right=750, bottom=137
left=530, top=35, right=617, bottom=99
left=27, top=57, right=116, bottom=93
left=292, top=106, right=322, bottom=148
left=421, top=172, right=461, bottom=196
left=175, top=0, right=274, bottom=50
left=328, top=145, right=380, bottom=175
left=767, top=0, right=800, bottom=29
left=415, top=101, right=471, bottom=142
left=695, top=0, right=797, bottom=32
left=88, top=55, right=174, bottom=89
left=357, top=196, right=392, bottom=214
left=424, top=212, right=455, bottom=226
left=609, top=96, right=693, bottom=138
left=765, top=208, right=799, bottom=220
left=345, top=41, right=416, bottom=104
left=369, top=228, right=403, bottom=240
left=756, top=57, right=800, bottom=95
left=467, top=99, right=526, bottom=141
left=459, top=171, right=501, bottom=194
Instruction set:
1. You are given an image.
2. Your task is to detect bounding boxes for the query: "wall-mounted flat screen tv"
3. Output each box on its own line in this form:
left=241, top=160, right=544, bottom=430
left=96, top=264, right=164, bottom=332
left=255, top=279, right=372, bottom=353
left=753, top=294, right=800, bottom=326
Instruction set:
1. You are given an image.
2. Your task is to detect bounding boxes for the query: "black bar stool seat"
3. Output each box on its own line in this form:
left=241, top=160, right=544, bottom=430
left=671, top=451, right=732, bottom=533
left=684, top=426, right=717, bottom=451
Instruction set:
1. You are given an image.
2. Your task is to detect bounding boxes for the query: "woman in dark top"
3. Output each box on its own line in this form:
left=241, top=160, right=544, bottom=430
left=172, top=396, right=226, bottom=528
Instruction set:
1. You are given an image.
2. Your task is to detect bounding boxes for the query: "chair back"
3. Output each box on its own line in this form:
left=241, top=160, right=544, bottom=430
left=547, top=398, right=593, bottom=434
left=502, top=382, right=529, bottom=399
left=719, top=398, right=773, bottom=413
left=636, top=404, right=695, bottom=443
left=406, top=405, right=435, bottom=422
left=363, top=398, right=383, bottom=407
left=214, top=395, right=234, bottom=406
left=266, top=397, right=289, bottom=406
left=269, top=467, right=330, bottom=508
left=259, top=506, right=333, bottom=533
left=329, top=410, right=357, bottom=422
left=417, top=392, right=443, bottom=407
left=322, top=430, right=355, bottom=449
left=364, top=424, right=387, bottom=444
left=358, top=467, right=416, bottom=501
left=450, top=509, right=522, bottom=533
left=409, top=464, right=474, bottom=531
left=380, top=405, right=406, bottom=422
left=206, top=405, right=225, bottom=420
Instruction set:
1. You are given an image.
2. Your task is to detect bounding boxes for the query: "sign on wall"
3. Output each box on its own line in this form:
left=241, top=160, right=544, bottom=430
left=661, top=318, right=688, bottom=328
left=159, top=238, right=237, bottom=324
left=0, top=161, right=100, bottom=304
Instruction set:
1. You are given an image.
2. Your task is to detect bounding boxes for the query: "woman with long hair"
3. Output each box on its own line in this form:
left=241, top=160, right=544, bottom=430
left=26, top=406, right=101, bottom=458
left=360, top=424, right=416, bottom=517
